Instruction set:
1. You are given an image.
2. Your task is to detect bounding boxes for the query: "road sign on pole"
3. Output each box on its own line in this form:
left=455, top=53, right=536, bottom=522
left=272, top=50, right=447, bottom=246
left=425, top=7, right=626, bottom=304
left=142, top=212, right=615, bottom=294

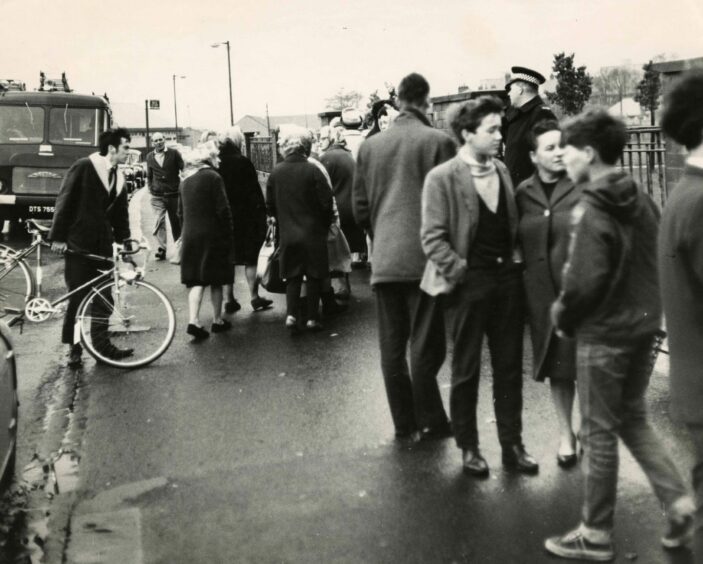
left=149, top=100, right=160, bottom=110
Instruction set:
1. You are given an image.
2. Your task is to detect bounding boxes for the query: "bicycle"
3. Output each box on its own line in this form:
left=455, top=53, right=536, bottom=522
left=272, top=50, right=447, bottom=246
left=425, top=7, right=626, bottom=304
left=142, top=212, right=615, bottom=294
left=0, top=219, right=176, bottom=368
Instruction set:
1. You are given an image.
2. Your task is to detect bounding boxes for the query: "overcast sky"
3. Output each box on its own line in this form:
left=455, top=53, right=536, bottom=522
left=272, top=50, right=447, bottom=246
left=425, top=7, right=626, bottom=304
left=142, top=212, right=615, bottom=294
left=3, top=0, right=702, bottom=129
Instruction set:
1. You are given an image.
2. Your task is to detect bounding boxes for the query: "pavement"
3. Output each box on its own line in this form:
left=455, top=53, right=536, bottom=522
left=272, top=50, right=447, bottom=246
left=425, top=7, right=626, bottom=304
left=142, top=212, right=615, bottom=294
left=0, top=190, right=698, bottom=564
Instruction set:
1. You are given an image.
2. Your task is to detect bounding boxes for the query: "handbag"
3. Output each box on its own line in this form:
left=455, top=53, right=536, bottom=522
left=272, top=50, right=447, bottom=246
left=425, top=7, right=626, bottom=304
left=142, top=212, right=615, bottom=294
left=327, top=223, right=352, bottom=275
left=256, top=223, right=287, bottom=294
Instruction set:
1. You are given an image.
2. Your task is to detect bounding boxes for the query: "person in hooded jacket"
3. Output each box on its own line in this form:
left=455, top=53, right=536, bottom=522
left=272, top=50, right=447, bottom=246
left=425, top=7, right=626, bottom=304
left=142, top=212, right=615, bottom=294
left=544, top=109, right=694, bottom=562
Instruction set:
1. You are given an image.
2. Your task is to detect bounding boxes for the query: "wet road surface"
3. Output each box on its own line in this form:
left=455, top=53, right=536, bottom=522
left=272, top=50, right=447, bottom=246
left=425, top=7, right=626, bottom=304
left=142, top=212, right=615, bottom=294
left=2, top=192, right=698, bottom=563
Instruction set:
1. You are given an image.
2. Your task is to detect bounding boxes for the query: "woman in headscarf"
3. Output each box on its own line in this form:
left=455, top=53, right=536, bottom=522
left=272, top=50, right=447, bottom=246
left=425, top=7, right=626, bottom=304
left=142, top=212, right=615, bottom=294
left=266, top=126, right=334, bottom=333
left=178, top=141, right=234, bottom=340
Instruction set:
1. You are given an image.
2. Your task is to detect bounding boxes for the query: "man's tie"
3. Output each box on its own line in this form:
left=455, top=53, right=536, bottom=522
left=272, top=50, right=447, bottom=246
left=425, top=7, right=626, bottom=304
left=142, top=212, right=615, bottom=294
left=108, top=166, right=117, bottom=200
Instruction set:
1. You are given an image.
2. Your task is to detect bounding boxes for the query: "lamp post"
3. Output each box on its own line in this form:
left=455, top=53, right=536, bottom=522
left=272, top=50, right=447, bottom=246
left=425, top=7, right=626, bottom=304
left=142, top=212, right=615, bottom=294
left=172, top=74, right=186, bottom=139
left=211, top=41, right=234, bottom=126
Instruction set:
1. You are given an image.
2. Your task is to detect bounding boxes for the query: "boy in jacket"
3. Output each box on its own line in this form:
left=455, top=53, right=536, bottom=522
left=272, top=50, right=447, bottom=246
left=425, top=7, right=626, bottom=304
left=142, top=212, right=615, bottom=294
left=545, top=109, right=694, bottom=561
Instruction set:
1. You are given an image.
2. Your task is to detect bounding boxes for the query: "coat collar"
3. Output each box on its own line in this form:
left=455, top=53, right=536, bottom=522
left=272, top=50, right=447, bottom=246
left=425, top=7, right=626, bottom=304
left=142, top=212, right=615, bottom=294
left=395, top=107, right=432, bottom=127
left=88, top=152, right=124, bottom=195
left=520, top=172, right=574, bottom=207
left=505, top=95, right=545, bottom=122
left=328, top=143, right=350, bottom=153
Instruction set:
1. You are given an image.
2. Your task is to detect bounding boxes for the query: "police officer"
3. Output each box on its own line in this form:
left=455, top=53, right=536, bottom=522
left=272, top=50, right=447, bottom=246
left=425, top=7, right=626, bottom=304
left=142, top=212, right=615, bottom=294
left=503, top=66, right=556, bottom=186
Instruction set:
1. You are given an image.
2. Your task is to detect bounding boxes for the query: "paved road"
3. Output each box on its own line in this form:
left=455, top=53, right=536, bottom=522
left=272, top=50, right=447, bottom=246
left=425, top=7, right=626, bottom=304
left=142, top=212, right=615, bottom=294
left=3, top=191, right=698, bottom=563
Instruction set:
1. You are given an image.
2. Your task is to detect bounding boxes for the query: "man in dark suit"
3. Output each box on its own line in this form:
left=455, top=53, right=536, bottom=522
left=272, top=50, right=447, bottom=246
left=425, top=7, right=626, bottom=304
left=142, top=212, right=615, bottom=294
left=502, top=66, right=556, bottom=187
left=50, top=128, right=133, bottom=367
left=660, top=70, right=703, bottom=562
left=146, top=132, right=184, bottom=261
left=353, top=72, right=455, bottom=443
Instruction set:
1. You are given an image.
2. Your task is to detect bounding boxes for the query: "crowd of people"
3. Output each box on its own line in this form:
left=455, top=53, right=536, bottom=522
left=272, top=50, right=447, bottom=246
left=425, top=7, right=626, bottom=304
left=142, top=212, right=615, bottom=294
left=48, top=66, right=703, bottom=562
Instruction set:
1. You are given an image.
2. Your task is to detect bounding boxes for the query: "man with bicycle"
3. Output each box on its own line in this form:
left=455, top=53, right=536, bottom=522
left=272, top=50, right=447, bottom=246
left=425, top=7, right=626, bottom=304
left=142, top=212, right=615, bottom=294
left=50, top=128, right=134, bottom=367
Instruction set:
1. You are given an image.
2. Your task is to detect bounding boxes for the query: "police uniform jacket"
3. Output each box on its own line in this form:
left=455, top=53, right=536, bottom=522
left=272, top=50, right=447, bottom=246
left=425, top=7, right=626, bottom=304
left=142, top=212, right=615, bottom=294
left=502, top=95, right=555, bottom=186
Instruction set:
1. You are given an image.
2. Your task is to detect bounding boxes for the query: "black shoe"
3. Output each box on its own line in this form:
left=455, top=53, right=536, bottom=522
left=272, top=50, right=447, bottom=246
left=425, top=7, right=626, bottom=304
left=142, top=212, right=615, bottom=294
left=154, top=247, right=166, bottom=261
left=187, top=323, right=209, bottom=340
left=462, top=448, right=489, bottom=477
left=557, top=453, right=579, bottom=469
left=96, top=344, right=134, bottom=361
left=305, top=319, right=324, bottom=332
left=251, top=297, right=273, bottom=312
left=224, top=300, right=241, bottom=315
left=502, top=444, right=539, bottom=474
left=67, top=344, right=82, bottom=368
left=421, top=422, right=453, bottom=441
left=395, top=430, right=421, bottom=445
left=211, top=319, right=232, bottom=333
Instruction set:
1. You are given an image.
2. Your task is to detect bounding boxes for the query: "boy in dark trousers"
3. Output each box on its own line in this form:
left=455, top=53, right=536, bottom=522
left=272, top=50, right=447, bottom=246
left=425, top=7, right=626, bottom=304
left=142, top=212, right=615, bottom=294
left=545, top=109, right=694, bottom=561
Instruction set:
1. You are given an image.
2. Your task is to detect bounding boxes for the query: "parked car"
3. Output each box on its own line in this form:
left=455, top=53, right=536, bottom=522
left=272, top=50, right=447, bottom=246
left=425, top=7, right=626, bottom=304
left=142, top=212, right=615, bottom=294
left=0, top=321, right=17, bottom=486
left=121, top=149, right=146, bottom=194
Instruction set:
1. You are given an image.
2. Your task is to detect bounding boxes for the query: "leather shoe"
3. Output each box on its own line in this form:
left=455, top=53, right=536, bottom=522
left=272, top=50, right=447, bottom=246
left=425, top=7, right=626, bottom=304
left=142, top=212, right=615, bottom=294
left=187, top=323, right=209, bottom=340
left=462, top=449, right=489, bottom=477
left=251, top=297, right=273, bottom=312
left=557, top=453, right=578, bottom=469
left=395, top=430, right=421, bottom=445
left=67, top=344, right=82, bottom=368
left=211, top=319, right=232, bottom=333
left=502, top=445, right=539, bottom=474
left=421, top=422, right=453, bottom=441
left=224, top=300, right=241, bottom=315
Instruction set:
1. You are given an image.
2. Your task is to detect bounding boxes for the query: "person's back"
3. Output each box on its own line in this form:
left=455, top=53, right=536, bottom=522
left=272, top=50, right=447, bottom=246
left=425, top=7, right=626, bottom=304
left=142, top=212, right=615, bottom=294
left=355, top=108, right=455, bottom=284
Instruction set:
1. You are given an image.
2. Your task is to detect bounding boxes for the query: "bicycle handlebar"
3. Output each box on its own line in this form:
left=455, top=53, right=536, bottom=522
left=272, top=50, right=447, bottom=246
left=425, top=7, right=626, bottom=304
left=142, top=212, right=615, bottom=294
left=64, top=239, right=144, bottom=263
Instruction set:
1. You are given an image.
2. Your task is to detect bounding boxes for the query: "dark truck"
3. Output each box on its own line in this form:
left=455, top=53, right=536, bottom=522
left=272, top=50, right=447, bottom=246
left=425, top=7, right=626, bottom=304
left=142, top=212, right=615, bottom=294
left=0, top=75, right=111, bottom=223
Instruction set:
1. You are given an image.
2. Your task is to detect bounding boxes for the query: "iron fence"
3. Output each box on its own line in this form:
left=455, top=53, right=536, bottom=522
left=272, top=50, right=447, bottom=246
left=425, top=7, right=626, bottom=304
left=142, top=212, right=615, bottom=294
left=620, top=126, right=667, bottom=208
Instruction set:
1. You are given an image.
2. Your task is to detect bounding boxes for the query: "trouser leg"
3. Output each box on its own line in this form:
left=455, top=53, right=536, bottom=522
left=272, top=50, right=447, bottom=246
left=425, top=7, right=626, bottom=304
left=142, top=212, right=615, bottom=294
left=285, top=276, right=303, bottom=317
left=375, top=283, right=416, bottom=435
left=409, top=288, right=448, bottom=430
left=619, top=336, right=689, bottom=512
left=485, top=272, right=524, bottom=449
left=62, top=255, right=100, bottom=344
left=686, top=424, right=703, bottom=564
left=577, top=341, right=627, bottom=534
left=445, top=285, right=487, bottom=450
left=306, top=277, right=321, bottom=321
left=163, top=195, right=181, bottom=242
left=150, top=195, right=167, bottom=250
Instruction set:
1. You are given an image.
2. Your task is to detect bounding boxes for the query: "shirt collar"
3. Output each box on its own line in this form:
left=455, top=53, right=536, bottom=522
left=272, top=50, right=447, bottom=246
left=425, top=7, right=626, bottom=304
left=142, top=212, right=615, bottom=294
left=687, top=155, right=703, bottom=170
left=99, top=153, right=115, bottom=171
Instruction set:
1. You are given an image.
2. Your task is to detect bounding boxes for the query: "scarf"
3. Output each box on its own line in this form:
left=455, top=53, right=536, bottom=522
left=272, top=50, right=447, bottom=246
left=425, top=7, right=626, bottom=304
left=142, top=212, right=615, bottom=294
left=459, top=146, right=500, bottom=212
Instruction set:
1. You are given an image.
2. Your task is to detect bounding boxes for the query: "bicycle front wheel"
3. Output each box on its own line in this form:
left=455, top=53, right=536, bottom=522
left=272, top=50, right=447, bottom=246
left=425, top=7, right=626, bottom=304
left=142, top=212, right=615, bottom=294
left=0, top=253, right=34, bottom=318
left=78, top=278, right=176, bottom=368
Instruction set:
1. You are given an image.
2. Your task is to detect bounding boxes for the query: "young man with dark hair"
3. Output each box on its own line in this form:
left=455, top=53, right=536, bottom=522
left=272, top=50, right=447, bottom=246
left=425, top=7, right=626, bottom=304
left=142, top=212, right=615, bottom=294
left=146, top=132, right=184, bottom=262
left=421, top=96, right=538, bottom=476
left=545, top=109, right=693, bottom=561
left=353, top=72, right=455, bottom=443
left=659, top=69, right=703, bottom=562
left=50, top=128, right=134, bottom=367
left=503, top=66, right=556, bottom=187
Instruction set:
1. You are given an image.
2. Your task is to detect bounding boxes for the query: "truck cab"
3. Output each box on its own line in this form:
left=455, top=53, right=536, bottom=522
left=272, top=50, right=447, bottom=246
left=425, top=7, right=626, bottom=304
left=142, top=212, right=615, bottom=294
left=0, top=74, right=111, bottom=222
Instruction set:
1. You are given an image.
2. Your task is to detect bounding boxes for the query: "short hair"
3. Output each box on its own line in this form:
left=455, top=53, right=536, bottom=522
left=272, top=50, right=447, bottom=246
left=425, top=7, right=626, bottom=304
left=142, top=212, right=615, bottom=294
left=561, top=109, right=628, bottom=165
left=515, top=80, right=537, bottom=95
left=397, top=73, right=430, bottom=106
left=448, top=96, right=504, bottom=142
left=199, top=130, right=218, bottom=144
left=277, top=124, right=309, bottom=157
left=182, top=140, right=220, bottom=168
left=528, top=119, right=561, bottom=150
left=661, top=70, right=703, bottom=151
left=151, top=131, right=165, bottom=141
left=219, top=125, right=245, bottom=150
left=99, top=127, right=131, bottom=156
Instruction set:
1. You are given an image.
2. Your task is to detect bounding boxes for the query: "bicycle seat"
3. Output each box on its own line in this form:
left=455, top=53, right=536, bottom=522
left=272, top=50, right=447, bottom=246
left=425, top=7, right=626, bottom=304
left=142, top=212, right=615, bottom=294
left=25, top=218, right=51, bottom=233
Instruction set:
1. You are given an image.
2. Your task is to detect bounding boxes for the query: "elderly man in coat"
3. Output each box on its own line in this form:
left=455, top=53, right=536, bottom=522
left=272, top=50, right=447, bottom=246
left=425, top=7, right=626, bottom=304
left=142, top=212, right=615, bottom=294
left=660, top=70, right=703, bottom=562
left=421, top=96, right=538, bottom=477
left=353, top=72, right=455, bottom=442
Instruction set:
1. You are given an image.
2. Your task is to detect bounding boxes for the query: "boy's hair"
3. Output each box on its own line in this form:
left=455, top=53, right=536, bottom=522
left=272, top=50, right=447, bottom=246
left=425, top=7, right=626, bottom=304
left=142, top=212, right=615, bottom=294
left=528, top=119, right=560, bottom=151
left=561, top=109, right=627, bottom=165
left=99, top=128, right=131, bottom=156
left=661, top=70, right=703, bottom=151
left=397, top=73, right=430, bottom=106
left=448, top=96, right=504, bottom=143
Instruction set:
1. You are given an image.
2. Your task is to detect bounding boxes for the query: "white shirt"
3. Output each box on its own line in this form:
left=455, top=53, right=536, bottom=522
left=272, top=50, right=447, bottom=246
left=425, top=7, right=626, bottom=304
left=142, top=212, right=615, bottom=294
left=99, top=154, right=116, bottom=192
left=687, top=156, right=703, bottom=170
left=155, top=147, right=167, bottom=167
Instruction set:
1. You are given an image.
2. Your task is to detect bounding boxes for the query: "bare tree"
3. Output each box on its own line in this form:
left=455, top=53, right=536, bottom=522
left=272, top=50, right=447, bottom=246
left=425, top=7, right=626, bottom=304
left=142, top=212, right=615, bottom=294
left=591, top=65, right=642, bottom=109
left=324, top=88, right=363, bottom=110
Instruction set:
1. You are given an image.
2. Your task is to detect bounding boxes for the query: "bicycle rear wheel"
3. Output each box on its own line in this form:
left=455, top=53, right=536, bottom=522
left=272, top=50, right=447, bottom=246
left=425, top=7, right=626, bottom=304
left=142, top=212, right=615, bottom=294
left=78, top=278, right=176, bottom=368
left=0, top=254, right=34, bottom=318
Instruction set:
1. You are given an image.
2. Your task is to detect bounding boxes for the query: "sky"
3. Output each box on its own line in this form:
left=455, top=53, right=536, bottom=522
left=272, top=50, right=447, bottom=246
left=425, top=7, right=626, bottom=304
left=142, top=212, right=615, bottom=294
left=3, top=0, right=702, bottom=129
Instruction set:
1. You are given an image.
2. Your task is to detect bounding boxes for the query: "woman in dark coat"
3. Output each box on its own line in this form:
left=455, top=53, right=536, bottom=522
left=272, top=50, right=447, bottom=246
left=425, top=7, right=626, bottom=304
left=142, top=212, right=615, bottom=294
left=266, top=126, right=334, bottom=332
left=516, top=120, right=583, bottom=467
left=217, top=127, right=273, bottom=314
left=178, top=141, right=234, bottom=340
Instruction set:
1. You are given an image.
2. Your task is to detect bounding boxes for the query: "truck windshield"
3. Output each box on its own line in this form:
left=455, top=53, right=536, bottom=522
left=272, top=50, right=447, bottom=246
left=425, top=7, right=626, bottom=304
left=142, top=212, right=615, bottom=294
left=0, top=105, right=45, bottom=143
left=49, top=106, right=104, bottom=146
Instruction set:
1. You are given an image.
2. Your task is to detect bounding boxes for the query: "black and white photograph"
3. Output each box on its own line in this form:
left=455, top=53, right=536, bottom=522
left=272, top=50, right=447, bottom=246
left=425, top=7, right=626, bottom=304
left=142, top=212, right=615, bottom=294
left=0, top=0, right=702, bottom=562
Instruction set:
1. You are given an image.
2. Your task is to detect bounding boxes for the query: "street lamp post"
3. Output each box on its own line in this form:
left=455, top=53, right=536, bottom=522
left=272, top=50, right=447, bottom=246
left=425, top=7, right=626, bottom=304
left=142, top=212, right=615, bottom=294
left=172, top=74, right=186, bottom=139
left=211, top=41, right=234, bottom=126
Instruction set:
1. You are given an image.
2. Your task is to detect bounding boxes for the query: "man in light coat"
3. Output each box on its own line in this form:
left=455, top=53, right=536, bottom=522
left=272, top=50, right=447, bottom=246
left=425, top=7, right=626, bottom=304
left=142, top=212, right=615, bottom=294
left=420, top=96, right=537, bottom=477
left=353, top=72, right=455, bottom=442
